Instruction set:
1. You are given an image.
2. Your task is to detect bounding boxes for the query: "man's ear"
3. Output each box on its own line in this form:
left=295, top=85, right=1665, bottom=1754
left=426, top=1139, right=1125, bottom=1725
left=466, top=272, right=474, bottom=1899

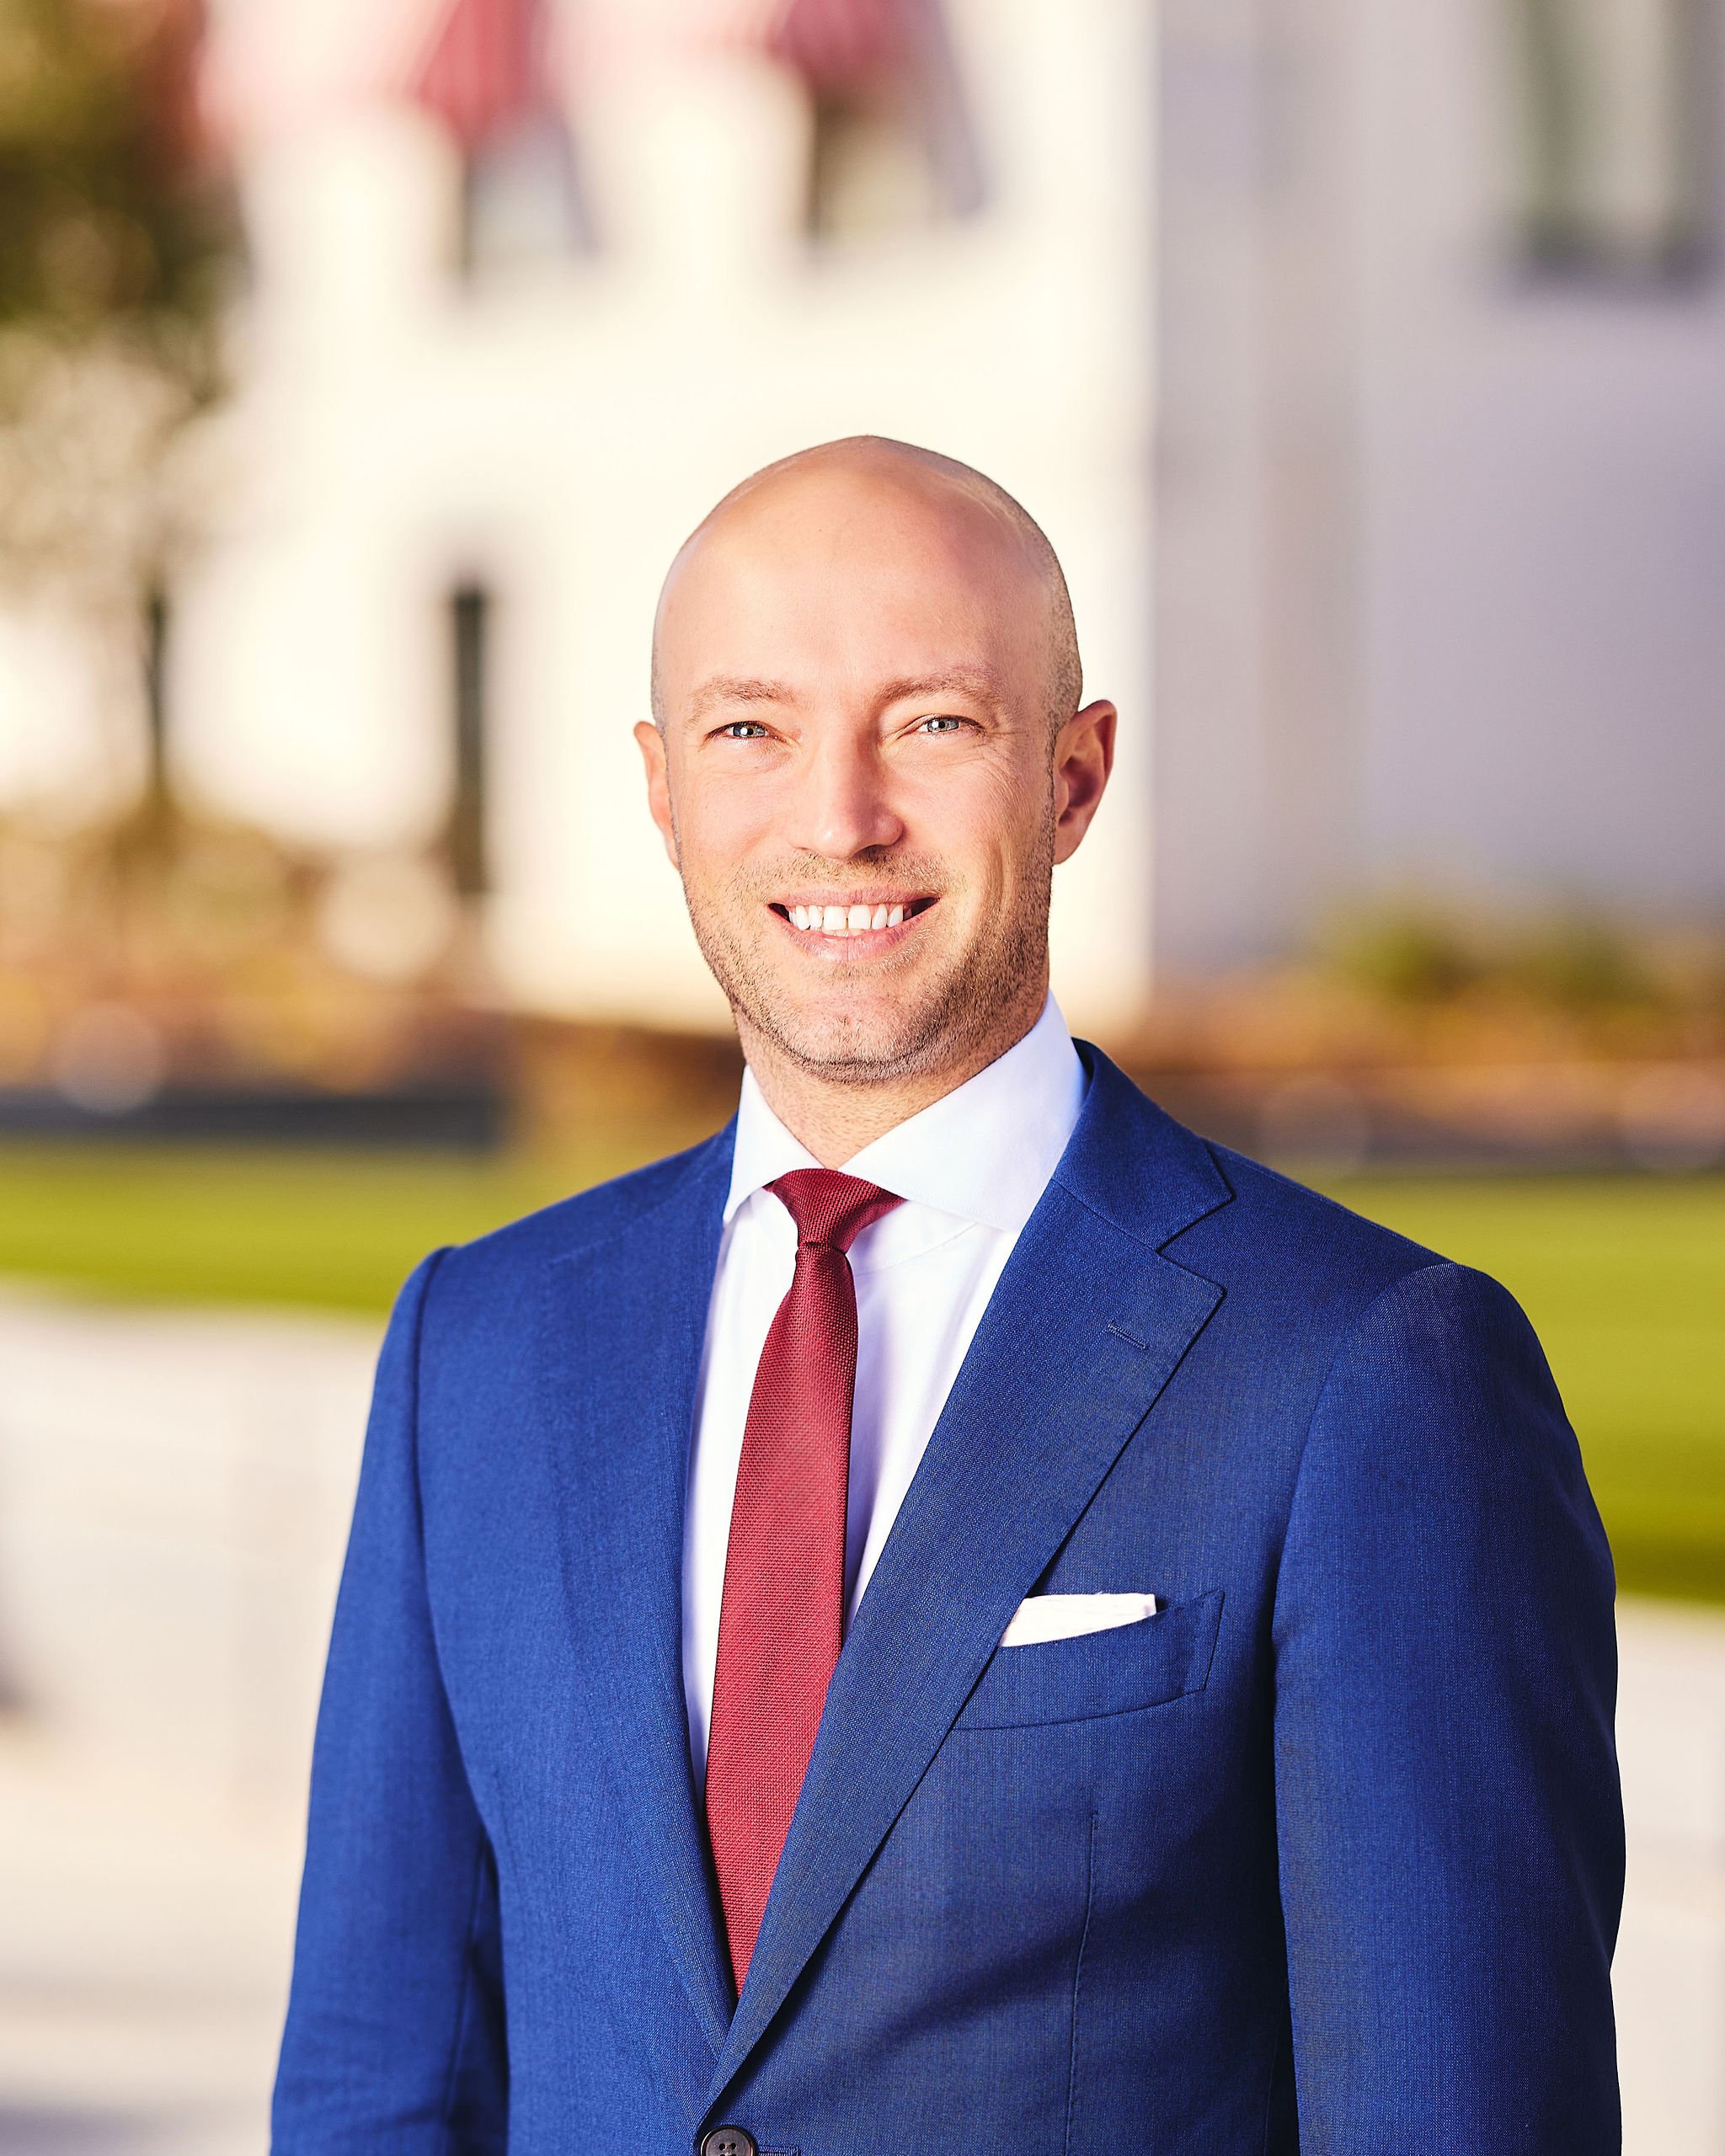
left=635, top=719, right=681, bottom=870
left=1052, top=700, right=1116, bottom=864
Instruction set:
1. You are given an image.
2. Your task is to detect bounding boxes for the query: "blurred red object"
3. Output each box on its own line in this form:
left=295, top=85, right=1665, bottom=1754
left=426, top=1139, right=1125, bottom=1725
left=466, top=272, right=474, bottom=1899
left=410, top=0, right=548, bottom=149
left=768, top=0, right=919, bottom=91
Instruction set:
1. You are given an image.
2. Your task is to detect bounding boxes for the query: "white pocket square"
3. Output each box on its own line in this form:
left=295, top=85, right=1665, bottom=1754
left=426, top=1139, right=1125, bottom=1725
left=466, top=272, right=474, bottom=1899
left=1000, top=1591, right=1160, bottom=1648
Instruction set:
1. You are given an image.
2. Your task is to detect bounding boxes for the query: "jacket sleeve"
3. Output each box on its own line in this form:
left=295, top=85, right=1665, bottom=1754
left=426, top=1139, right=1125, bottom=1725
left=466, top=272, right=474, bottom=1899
left=273, top=1250, right=507, bottom=2155
left=1272, top=1259, right=1623, bottom=2152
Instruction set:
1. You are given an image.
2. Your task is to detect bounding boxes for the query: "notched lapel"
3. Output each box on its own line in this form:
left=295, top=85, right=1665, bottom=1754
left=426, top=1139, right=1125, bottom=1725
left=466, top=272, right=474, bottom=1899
left=539, top=1135, right=735, bottom=2057
left=705, top=1059, right=1232, bottom=2108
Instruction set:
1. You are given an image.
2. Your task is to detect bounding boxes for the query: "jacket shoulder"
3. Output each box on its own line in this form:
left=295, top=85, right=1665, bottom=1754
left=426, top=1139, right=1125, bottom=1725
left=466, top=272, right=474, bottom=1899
left=1165, top=1132, right=1453, bottom=1339
left=1063, top=1055, right=1454, bottom=1358
left=1208, top=1139, right=1438, bottom=1267
left=1072, top=1052, right=1436, bottom=1295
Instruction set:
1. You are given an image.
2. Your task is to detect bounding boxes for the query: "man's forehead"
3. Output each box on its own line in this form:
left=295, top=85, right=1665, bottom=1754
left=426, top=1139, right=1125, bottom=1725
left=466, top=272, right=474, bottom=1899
left=651, top=443, right=1079, bottom=727
left=660, top=504, right=1044, bottom=671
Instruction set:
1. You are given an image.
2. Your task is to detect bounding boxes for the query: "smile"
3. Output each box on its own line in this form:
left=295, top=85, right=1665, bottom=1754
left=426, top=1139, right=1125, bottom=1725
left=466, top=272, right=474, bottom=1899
left=769, top=897, right=937, bottom=939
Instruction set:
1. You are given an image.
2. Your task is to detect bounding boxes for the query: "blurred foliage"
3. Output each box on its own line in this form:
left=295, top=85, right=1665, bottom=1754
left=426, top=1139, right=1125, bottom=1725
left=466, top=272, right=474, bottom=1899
left=1505, top=913, right=1659, bottom=1009
left=0, top=0, right=239, bottom=608
left=1329, top=904, right=1487, bottom=1003
left=0, top=803, right=494, bottom=1097
left=1316, top=896, right=1724, bottom=1048
left=1133, top=900, right=1725, bottom=1079
left=0, top=0, right=233, bottom=344
left=1330, top=899, right=1672, bottom=1011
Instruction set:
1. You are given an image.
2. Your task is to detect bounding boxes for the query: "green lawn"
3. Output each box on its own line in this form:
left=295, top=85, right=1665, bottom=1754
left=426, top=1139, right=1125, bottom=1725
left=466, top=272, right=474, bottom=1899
left=0, top=1134, right=664, bottom=1315
left=0, top=1139, right=1718, bottom=1602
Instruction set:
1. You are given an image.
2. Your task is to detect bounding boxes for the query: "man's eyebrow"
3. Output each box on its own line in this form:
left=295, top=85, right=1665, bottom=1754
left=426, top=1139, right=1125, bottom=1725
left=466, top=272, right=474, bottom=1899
left=876, top=667, right=1003, bottom=707
left=683, top=665, right=1003, bottom=723
left=687, top=675, right=797, bottom=722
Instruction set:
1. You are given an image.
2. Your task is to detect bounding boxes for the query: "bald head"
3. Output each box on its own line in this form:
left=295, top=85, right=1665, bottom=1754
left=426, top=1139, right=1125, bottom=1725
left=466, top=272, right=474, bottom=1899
left=652, top=436, right=1082, bottom=733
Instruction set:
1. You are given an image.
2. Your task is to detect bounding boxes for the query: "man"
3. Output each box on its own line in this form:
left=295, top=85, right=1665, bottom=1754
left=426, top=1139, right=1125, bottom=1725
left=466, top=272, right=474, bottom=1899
left=274, top=439, right=1623, bottom=2154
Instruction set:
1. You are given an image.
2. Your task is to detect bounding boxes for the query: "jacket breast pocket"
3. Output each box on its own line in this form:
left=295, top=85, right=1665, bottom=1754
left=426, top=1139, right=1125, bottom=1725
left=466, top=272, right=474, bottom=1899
left=955, top=1588, right=1224, bottom=1731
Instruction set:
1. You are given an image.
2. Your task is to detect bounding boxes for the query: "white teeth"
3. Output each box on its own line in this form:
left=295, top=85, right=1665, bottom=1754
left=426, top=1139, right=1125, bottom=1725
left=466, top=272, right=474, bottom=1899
left=786, top=900, right=916, bottom=934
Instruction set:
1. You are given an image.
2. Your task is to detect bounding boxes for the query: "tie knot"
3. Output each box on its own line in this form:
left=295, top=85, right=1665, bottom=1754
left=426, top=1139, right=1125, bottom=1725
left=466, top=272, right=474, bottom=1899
left=767, top=1168, right=901, bottom=1253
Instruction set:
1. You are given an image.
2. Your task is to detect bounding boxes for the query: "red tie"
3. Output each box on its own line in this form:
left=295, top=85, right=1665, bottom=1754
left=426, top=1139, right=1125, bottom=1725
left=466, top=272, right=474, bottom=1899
left=705, top=1168, right=902, bottom=1992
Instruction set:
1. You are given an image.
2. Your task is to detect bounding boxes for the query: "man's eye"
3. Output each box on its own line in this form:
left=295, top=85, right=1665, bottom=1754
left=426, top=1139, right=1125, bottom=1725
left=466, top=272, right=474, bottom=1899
left=718, top=721, right=770, bottom=740
left=916, top=714, right=967, bottom=735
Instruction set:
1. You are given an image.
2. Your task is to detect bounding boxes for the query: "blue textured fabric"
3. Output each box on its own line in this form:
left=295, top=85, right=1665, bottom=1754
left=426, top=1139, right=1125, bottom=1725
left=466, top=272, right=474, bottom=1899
left=272, top=1049, right=1623, bottom=2155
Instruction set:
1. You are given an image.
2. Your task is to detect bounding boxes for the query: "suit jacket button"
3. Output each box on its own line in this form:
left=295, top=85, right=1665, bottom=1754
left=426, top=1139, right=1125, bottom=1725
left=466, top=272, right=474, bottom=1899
left=700, top=2131, right=758, bottom=2156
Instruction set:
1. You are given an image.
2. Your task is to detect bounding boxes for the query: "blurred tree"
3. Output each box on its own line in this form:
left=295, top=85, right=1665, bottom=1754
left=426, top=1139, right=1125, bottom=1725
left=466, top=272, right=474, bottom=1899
left=0, top=0, right=239, bottom=805
left=0, top=0, right=229, bottom=333
left=1319, top=894, right=1724, bottom=1054
left=1512, top=915, right=1658, bottom=1012
left=1327, top=902, right=1482, bottom=1004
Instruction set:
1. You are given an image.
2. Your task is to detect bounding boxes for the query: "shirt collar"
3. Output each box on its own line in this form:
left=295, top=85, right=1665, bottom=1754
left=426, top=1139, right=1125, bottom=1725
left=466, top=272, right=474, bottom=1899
left=724, top=996, right=1087, bottom=1236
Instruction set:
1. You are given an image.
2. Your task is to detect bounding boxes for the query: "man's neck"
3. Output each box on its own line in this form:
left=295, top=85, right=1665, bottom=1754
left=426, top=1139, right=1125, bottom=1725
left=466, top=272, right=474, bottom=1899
left=736, top=995, right=1048, bottom=1168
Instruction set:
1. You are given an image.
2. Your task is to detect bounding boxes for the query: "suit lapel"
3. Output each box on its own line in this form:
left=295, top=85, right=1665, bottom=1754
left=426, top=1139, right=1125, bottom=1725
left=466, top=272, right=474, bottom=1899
left=704, top=1054, right=1233, bottom=2108
left=540, top=1132, right=736, bottom=2057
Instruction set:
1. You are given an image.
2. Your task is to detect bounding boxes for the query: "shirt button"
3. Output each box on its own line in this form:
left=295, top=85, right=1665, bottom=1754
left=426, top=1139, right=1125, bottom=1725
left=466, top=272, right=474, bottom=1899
left=700, top=2131, right=758, bottom=2156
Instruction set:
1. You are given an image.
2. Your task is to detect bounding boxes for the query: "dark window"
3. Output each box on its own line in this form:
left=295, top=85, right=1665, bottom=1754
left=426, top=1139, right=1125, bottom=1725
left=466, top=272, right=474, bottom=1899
left=459, top=112, right=590, bottom=279
left=144, top=587, right=170, bottom=806
left=1510, top=0, right=1711, bottom=278
left=806, top=88, right=937, bottom=241
left=790, top=6, right=985, bottom=245
left=409, top=0, right=590, bottom=280
left=448, top=584, right=489, bottom=898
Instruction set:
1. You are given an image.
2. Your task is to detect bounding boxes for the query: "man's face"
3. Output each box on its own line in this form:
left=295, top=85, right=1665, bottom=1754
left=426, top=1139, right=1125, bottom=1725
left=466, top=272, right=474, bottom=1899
left=639, top=466, right=1111, bottom=1084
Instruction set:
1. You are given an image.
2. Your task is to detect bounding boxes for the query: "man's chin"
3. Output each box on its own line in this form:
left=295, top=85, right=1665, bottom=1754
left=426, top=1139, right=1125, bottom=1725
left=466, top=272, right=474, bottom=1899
left=692, top=910, right=1011, bottom=1086
left=740, top=977, right=959, bottom=1083
left=750, top=1011, right=942, bottom=1083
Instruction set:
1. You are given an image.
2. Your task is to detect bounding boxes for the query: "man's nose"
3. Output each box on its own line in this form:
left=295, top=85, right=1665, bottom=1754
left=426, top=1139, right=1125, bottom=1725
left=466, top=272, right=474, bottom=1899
left=784, top=733, right=905, bottom=860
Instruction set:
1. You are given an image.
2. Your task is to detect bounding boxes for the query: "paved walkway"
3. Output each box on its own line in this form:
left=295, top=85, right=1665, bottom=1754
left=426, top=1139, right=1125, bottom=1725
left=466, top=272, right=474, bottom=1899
left=0, top=1287, right=1717, bottom=2153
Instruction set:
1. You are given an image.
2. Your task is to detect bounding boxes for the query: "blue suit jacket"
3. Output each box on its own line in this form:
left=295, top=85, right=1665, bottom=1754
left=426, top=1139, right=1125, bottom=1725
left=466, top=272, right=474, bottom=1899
left=274, top=1049, right=1623, bottom=2154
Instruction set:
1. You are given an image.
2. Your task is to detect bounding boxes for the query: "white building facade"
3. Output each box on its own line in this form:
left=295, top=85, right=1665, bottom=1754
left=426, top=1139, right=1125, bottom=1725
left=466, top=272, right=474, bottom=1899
left=6, top=0, right=1721, bottom=1030
left=1153, top=0, right=1725, bottom=973
left=1, top=0, right=1159, bottom=1036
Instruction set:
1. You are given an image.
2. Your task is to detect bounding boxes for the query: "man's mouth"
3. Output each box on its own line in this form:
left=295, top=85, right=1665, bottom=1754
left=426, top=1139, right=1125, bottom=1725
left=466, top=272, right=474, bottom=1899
left=768, top=896, right=937, bottom=940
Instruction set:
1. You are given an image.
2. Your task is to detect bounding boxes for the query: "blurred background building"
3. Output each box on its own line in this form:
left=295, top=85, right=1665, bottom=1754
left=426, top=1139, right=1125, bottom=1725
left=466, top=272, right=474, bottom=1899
left=1, top=0, right=1156, bottom=1049
left=0, top=3, right=1722, bottom=2152
left=1156, top=0, right=1725, bottom=974
left=3, top=0, right=1722, bottom=1053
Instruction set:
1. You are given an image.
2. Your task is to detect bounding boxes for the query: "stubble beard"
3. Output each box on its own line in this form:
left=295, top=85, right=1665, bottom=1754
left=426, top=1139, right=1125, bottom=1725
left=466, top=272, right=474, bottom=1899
left=682, top=831, right=1056, bottom=1090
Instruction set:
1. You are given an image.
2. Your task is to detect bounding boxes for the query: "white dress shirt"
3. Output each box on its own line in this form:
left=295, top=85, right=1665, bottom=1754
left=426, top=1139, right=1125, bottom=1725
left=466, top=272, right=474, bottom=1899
left=681, top=995, right=1087, bottom=1781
